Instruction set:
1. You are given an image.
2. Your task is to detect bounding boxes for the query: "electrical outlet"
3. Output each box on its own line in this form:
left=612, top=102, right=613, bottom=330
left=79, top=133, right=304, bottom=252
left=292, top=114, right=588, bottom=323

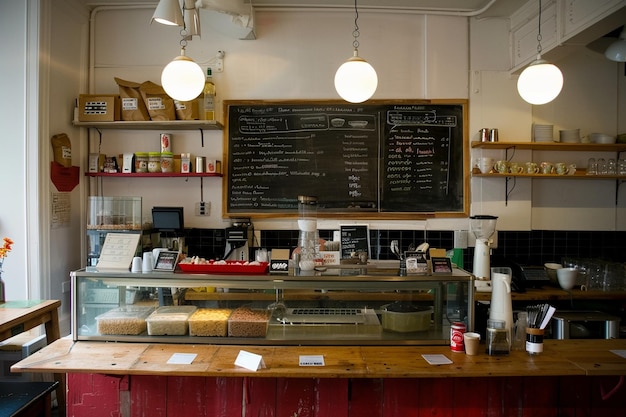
left=195, top=201, right=210, bottom=216
left=62, top=280, right=71, bottom=293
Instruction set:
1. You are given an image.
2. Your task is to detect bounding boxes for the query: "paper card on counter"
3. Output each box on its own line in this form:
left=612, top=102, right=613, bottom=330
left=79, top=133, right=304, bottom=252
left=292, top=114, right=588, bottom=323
left=299, top=355, right=325, bottom=366
left=610, top=350, right=626, bottom=359
left=235, top=350, right=266, bottom=371
left=167, top=353, right=197, bottom=364
left=421, top=354, right=453, bottom=365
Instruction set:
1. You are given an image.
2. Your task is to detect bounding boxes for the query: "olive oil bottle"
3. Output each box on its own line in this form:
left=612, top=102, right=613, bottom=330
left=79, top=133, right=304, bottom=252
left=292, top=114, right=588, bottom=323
left=202, top=68, right=215, bottom=121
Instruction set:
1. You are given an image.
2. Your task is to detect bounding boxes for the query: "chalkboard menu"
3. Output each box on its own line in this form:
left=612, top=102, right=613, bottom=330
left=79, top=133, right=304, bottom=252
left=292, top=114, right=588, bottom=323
left=223, top=100, right=468, bottom=218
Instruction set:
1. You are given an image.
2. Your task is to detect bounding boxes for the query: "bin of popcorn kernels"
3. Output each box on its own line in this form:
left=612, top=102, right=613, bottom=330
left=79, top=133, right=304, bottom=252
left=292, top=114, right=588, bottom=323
left=228, top=307, right=270, bottom=337
left=96, top=306, right=154, bottom=335
left=188, top=308, right=233, bottom=336
left=146, top=306, right=197, bottom=336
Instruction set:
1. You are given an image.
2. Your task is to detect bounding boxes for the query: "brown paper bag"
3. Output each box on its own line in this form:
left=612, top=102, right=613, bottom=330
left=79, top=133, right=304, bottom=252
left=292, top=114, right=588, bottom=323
left=51, top=133, right=72, bottom=167
left=114, top=77, right=150, bottom=121
left=139, top=81, right=176, bottom=121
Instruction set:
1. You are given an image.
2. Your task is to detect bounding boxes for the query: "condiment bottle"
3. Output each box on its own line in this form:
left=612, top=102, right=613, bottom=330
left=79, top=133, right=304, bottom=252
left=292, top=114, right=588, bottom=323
left=202, top=68, right=215, bottom=121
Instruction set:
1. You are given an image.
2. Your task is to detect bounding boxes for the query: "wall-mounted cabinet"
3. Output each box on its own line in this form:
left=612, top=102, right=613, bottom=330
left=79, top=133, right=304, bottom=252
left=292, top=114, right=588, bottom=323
left=510, top=0, right=626, bottom=73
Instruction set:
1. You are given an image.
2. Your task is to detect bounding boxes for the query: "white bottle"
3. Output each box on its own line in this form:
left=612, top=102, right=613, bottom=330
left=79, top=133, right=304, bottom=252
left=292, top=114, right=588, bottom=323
left=202, top=68, right=215, bottom=121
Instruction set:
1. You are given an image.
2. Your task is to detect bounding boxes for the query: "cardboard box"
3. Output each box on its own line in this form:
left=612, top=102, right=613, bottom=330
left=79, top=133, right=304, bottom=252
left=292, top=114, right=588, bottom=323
left=78, top=94, right=121, bottom=122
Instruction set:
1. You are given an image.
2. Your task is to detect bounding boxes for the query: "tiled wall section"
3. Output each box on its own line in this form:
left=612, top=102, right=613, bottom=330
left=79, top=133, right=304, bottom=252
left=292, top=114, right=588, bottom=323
left=184, top=228, right=626, bottom=269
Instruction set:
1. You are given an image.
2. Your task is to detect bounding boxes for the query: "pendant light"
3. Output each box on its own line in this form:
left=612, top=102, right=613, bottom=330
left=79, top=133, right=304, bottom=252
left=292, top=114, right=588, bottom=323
left=516, top=0, right=563, bottom=105
left=155, top=0, right=205, bottom=102
left=605, top=26, right=626, bottom=62
left=334, top=0, right=378, bottom=103
left=151, top=0, right=184, bottom=26
left=161, top=40, right=205, bottom=101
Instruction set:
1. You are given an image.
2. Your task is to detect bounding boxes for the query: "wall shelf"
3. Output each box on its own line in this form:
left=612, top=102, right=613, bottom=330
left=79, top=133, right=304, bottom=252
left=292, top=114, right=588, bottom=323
left=471, top=141, right=626, bottom=152
left=73, top=120, right=222, bottom=130
left=471, top=141, right=626, bottom=205
left=85, top=172, right=222, bottom=178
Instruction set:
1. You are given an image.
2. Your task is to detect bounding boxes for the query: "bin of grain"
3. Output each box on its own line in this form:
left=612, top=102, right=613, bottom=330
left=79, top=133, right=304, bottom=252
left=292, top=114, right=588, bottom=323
left=188, top=308, right=233, bottom=336
left=146, top=306, right=197, bottom=336
left=228, top=307, right=270, bottom=338
left=96, top=306, right=155, bottom=335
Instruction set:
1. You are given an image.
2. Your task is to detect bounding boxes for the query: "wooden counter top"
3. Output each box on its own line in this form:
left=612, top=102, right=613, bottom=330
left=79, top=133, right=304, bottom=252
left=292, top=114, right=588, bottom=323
left=12, top=338, right=626, bottom=378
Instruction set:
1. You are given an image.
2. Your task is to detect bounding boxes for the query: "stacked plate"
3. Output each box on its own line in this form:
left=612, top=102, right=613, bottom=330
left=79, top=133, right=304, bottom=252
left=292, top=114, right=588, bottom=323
left=533, top=124, right=554, bottom=142
left=559, top=129, right=581, bottom=143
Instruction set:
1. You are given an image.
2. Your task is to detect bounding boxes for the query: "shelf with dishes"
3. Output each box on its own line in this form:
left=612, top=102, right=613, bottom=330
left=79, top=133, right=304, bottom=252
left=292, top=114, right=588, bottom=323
left=471, top=141, right=626, bottom=152
left=472, top=169, right=625, bottom=180
left=471, top=140, right=626, bottom=204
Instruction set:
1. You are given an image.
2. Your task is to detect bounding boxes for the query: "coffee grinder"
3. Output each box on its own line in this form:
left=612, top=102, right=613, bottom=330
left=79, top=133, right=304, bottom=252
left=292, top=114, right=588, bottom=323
left=224, top=218, right=252, bottom=261
left=470, top=215, right=498, bottom=280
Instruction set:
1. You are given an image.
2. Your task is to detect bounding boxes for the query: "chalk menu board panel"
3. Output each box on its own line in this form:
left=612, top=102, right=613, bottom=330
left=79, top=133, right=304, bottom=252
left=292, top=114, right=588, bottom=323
left=223, top=100, right=468, bottom=218
left=340, top=225, right=370, bottom=258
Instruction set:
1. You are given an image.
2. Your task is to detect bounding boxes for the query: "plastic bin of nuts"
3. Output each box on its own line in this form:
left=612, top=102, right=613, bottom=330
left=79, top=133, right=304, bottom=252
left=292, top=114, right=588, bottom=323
left=228, top=307, right=271, bottom=338
left=146, top=306, right=197, bottom=336
left=96, top=306, right=155, bottom=335
left=188, top=308, right=233, bottom=336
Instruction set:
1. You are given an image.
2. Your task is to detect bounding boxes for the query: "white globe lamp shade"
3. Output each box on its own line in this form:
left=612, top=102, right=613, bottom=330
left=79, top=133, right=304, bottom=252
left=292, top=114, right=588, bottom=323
left=334, top=55, right=378, bottom=103
left=605, top=39, right=626, bottom=62
left=517, top=58, right=564, bottom=105
left=161, top=55, right=205, bottom=101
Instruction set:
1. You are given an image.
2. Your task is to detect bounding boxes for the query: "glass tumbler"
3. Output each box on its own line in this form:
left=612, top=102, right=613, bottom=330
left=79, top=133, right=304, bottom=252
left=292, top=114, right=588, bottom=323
left=587, top=158, right=597, bottom=175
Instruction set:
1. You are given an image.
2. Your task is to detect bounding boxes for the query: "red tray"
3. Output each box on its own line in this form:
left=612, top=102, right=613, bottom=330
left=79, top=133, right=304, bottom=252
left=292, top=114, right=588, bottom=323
left=177, top=261, right=269, bottom=274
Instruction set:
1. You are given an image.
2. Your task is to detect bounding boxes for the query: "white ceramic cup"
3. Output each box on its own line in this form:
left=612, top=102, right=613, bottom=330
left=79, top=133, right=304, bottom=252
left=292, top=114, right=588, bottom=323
left=477, top=157, right=494, bottom=174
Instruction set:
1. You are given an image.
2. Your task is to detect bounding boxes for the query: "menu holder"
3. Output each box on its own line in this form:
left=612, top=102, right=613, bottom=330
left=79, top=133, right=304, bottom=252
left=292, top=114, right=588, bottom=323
left=96, top=233, right=141, bottom=271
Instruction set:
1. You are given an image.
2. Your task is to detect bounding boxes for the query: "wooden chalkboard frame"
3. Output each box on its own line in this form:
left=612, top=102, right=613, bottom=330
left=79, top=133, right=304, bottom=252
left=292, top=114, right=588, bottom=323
left=222, top=99, right=469, bottom=220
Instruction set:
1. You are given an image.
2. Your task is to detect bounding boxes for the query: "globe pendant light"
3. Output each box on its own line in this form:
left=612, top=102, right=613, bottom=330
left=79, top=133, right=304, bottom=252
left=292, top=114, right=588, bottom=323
left=605, top=26, right=626, bottom=62
left=516, top=0, right=563, bottom=105
left=161, top=45, right=205, bottom=101
left=334, top=0, right=378, bottom=103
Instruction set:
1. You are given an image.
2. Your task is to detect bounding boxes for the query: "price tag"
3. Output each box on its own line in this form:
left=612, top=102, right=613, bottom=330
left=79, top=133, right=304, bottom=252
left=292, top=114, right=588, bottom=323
left=299, top=355, right=325, bottom=367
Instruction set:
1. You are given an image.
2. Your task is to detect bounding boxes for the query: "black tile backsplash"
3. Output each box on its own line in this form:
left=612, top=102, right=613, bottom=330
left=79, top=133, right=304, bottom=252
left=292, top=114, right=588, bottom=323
left=181, top=228, right=626, bottom=269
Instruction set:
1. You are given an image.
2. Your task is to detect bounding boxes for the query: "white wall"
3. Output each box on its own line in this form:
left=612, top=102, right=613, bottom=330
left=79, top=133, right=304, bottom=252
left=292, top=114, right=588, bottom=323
left=0, top=0, right=30, bottom=298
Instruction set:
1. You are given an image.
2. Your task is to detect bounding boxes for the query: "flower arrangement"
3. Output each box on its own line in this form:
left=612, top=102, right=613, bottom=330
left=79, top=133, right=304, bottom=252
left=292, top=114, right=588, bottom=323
left=0, top=237, right=13, bottom=266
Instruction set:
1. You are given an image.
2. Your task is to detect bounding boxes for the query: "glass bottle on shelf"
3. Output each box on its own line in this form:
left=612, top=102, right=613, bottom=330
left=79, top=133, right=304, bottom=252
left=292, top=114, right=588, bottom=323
left=202, top=68, right=215, bottom=121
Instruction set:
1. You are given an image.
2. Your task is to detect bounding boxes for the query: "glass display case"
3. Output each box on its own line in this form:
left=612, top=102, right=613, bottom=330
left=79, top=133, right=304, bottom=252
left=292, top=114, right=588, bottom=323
left=71, top=266, right=474, bottom=345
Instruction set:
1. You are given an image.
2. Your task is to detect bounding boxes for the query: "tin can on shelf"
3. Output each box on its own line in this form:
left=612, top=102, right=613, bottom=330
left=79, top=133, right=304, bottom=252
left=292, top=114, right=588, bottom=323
left=450, top=322, right=466, bottom=352
left=160, top=133, right=172, bottom=152
left=195, top=156, right=205, bottom=173
left=181, top=153, right=190, bottom=173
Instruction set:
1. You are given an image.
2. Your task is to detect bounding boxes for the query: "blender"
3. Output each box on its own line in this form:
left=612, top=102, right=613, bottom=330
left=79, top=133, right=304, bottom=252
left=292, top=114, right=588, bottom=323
left=470, top=215, right=498, bottom=280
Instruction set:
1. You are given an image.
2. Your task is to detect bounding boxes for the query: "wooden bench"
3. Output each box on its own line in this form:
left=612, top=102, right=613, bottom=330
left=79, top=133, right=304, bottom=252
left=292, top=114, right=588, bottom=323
left=0, top=381, right=59, bottom=417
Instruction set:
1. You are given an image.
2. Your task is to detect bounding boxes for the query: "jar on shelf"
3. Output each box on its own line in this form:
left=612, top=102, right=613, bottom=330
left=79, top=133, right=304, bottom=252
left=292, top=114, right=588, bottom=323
left=160, top=152, right=173, bottom=173
left=148, top=152, right=161, bottom=173
left=297, top=195, right=321, bottom=271
left=134, top=152, right=148, bottom=173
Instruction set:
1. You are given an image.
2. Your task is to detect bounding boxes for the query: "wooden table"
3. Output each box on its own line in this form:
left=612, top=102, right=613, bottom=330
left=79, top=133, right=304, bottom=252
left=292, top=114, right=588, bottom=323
left=0, top=300, right=64, bottom=415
